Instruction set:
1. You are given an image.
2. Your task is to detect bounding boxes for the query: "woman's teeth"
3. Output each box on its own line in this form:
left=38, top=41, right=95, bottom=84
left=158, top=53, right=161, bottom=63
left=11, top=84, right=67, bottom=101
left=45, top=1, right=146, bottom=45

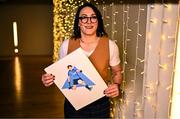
left=85, top=26, right=93, bottom=29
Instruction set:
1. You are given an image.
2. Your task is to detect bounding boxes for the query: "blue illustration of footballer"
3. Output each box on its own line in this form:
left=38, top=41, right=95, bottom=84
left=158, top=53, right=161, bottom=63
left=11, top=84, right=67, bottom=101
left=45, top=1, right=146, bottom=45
left=62, top=65, right=95, bottom=91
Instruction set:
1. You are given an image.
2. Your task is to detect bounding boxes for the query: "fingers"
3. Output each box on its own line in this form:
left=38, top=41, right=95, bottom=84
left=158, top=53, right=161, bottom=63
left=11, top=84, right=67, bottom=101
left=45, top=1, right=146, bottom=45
left=41, top=73, right=55, bottom=87
left=104, top=84, right=119, bottom=98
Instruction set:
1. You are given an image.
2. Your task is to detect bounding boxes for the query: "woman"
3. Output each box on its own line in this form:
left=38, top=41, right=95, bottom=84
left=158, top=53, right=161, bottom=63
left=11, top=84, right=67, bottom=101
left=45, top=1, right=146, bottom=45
left=42, top=2, right=122, bottom=118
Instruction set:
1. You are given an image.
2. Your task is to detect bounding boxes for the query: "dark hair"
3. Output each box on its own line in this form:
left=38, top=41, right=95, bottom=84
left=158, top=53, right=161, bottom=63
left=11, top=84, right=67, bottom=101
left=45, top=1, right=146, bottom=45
left=67, top=65, right=72, bottom=69
left=72, top=2, right=107, bottom=39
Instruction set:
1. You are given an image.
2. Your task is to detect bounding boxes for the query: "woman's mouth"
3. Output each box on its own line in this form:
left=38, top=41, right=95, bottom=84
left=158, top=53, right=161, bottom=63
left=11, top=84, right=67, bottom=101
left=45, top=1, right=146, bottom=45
left=85, top=26, right=93, bottom=29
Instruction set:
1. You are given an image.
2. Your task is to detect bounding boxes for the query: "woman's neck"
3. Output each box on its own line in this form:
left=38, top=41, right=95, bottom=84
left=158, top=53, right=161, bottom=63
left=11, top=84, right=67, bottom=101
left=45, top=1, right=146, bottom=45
left=80, top=35, right=98, bottom=44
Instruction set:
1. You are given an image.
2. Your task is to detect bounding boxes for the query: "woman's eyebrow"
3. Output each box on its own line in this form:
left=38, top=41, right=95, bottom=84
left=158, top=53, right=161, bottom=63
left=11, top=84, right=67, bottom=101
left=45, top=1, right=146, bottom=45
left=80, top=13, right=96, bottom=16
left=90, top=13, right=96, bottom=16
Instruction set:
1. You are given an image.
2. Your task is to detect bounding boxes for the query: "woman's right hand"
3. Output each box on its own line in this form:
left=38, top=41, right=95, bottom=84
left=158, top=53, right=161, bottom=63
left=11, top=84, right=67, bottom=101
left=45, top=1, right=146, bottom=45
left=41, top=73, right=55, bottom=87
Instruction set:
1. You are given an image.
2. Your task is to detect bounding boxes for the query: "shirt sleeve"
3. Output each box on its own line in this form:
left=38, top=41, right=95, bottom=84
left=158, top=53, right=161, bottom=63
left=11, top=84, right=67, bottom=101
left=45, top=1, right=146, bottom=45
left=59, top=39, right=69, bottom=59
left=109, top=40, right=121, bottom=66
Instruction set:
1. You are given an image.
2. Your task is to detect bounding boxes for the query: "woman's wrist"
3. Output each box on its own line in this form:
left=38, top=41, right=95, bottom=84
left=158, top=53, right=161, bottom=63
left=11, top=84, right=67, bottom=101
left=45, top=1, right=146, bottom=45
left=114, top=82, right=120, bottom=86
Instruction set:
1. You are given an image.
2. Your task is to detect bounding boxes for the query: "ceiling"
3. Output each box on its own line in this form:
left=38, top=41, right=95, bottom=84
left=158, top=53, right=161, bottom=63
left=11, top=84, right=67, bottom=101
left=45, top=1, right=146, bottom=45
left=0, top=0, right=53, bottom=5
left=0, top=0, right=178, bottom=5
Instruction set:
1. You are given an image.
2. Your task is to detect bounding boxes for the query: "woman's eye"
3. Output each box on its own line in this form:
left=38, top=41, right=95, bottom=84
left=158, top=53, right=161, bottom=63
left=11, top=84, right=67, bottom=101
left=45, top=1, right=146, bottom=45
left=79, top=16, right=87, bottom=19
left=82, top=17, right=88, bottom=19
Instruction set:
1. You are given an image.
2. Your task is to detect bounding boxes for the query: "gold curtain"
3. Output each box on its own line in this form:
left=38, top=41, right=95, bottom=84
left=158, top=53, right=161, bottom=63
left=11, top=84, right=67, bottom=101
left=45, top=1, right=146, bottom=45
left=53, top=0, right=91, bottom=61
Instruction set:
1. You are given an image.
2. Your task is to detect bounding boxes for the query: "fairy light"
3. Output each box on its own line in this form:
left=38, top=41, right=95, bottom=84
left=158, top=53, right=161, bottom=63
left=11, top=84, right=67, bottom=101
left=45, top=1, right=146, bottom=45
left=150, top=18, right=158, bottom=24
left=159, top=64, right=168, bottom=70
left=137, top=58, right=145, bottom=63
left=150, top=5, right=155, bottom=9
left=168, top=53, right=174, bottom=58
left=130, top=69, right=135, bottom=71
left=168, top=35, right=175, bottom=39
left=138, top=33, right=142, bottom=37
left=161, top=34, right=166, bottom=40
left=164, top=4, right=169, bottom=8
left=163, top=19, right=168, bottom=23
left=126, top=39, right=131, bottom=41
left=166, top=85, right=172, bottom=90
left=144, top=96, right=151, bottom=100
left=141, top=72, right=145, bottom=75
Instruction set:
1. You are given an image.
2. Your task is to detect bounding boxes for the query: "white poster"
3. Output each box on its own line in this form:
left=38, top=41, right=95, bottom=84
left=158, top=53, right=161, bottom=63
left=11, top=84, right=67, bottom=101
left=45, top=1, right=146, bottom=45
left=44, top=48, right=107, bottom=110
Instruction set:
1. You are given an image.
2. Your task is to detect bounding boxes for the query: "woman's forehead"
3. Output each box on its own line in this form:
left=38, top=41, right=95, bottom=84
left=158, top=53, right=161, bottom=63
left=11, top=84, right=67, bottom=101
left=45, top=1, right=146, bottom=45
left=80, top=7, right=95, bottom=15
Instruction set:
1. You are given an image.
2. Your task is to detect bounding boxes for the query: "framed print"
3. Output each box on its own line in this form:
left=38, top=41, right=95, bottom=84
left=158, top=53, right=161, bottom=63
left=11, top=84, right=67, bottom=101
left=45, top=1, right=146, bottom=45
left=44, top=48, right=107, bottom=110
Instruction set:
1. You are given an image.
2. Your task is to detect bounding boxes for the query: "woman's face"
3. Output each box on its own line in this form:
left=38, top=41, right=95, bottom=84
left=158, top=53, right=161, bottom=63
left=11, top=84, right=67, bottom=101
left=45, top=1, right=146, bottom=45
left=78, top=6, right=98, bottom=37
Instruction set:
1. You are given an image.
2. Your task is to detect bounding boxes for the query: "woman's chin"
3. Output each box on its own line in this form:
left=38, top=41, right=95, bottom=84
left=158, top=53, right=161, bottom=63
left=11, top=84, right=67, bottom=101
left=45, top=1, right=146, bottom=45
left=83, top=31, right=96, bottom=36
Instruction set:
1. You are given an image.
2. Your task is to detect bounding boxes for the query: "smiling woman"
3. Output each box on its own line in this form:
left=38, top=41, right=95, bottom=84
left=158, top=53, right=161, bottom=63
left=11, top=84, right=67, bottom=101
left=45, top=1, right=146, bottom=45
left=42, top=2, right=122, bottom=118
left=78, top=7, right=98, bottom=37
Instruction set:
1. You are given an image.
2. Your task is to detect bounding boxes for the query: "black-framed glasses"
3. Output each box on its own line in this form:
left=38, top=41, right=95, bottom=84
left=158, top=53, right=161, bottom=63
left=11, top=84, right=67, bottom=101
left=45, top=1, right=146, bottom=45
left=79, top=16, right=97, bottom=23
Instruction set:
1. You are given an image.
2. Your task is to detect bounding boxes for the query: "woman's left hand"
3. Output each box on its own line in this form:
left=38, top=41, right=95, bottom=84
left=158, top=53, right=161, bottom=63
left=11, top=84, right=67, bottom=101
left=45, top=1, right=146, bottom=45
left=104, top=83, right=119, bottom=98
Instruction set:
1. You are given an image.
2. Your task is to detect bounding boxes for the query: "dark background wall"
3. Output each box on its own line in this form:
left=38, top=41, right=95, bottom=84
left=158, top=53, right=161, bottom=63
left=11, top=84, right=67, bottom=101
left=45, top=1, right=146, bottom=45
left=0, top=0, right=53, bottom=56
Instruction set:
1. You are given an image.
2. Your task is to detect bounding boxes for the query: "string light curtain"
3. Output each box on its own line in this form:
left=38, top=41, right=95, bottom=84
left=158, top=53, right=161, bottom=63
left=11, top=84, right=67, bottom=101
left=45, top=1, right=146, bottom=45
left=144, top=3, right=179, bottom=119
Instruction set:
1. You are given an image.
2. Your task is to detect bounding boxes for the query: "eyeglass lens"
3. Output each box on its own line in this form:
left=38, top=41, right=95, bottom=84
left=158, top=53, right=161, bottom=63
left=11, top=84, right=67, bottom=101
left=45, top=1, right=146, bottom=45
left=79, top=16, right=97, bottom=23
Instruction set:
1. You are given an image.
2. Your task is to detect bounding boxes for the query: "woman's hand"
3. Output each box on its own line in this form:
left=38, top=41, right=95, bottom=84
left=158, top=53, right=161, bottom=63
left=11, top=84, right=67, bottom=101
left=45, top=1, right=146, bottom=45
left=104, top=83, right=119, bottom=98
left=41, top=73, right=55, bottom=87
left=104, top=64, right=122, bottom=98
